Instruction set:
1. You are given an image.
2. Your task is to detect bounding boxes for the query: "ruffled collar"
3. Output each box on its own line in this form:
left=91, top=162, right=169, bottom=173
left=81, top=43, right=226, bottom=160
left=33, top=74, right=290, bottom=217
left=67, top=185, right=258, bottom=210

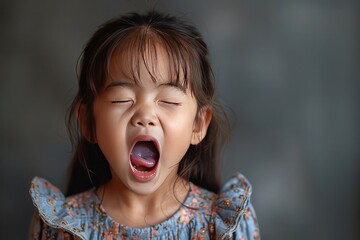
left=30, top=173, right=252, bottom=239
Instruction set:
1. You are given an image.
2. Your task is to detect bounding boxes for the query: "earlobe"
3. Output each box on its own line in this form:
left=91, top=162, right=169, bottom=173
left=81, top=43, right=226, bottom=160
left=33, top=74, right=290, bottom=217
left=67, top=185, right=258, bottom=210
left=191, top=106, right=212, bottom=145
left=76, top=104, right=96, bottom=143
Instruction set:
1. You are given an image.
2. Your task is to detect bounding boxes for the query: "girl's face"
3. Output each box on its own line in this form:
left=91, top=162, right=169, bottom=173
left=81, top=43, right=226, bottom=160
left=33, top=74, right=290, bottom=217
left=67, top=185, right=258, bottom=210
left=91, top=46, right=209, bottom=195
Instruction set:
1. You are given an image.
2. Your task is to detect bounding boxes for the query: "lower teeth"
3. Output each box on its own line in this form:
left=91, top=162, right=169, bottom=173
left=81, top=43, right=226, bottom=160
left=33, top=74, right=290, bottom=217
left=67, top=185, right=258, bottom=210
left=134, top=165, right=152, bottom=172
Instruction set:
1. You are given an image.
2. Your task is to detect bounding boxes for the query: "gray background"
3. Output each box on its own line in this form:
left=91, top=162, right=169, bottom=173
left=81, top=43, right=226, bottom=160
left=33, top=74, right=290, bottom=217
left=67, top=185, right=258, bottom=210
left=1, top=0, right=359, bottom=239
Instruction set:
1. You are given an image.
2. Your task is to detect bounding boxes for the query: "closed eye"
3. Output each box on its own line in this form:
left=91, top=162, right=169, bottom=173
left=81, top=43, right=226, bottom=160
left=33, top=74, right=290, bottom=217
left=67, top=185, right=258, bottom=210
left=111, top=100, right=133, bottom=104
left=160, top=101, right=181, bottom=106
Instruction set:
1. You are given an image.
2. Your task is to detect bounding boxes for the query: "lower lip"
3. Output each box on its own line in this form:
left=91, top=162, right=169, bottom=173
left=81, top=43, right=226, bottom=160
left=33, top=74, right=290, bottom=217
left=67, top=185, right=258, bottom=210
left=129, top=161, right=159, bottom=182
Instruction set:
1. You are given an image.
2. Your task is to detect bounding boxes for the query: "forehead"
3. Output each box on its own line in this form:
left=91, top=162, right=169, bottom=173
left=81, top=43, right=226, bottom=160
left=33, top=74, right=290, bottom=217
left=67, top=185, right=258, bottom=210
left=106, top=33, right=191, bottom=89
left=109, top=45, right=171, bottom=83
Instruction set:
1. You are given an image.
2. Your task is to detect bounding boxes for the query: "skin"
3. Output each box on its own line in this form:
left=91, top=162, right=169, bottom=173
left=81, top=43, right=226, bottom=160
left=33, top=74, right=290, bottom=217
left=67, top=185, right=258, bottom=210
left=81, top=45, right=212, bottom=227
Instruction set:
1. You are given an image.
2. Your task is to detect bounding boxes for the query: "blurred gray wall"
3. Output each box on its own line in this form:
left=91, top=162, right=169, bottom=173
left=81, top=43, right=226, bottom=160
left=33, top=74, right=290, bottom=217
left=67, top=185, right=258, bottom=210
left=1, top=0, right=359, bottom=239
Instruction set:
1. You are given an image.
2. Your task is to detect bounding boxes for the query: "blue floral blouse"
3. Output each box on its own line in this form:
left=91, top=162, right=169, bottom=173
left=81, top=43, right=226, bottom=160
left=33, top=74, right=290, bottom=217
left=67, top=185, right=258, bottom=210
left=29, top=173, right=260, bottom=240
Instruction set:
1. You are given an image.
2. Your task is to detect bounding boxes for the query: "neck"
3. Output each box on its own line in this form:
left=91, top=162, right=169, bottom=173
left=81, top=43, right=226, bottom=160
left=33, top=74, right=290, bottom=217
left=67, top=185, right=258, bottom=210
left=97, top=174, right=189, bottom=227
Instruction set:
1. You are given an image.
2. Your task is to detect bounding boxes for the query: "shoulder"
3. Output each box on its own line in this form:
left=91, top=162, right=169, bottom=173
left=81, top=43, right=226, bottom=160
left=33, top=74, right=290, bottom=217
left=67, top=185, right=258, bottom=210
left=29, top=177, right=102, bottom=239
left=188, top=182, right=218, bottom=210
left=211, top=172, right=260, bottom=239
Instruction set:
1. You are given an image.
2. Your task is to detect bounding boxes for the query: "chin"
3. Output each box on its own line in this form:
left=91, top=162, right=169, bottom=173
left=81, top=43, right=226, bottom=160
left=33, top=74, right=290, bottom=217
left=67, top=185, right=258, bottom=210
left=128, top=170, right=177, bottom=196
left=127, top=180, right=162, bottom=196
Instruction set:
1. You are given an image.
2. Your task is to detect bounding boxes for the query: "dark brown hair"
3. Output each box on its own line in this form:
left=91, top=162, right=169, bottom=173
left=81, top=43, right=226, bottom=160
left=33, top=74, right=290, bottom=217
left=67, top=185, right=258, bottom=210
left=65, top=11, right=231, bottom=196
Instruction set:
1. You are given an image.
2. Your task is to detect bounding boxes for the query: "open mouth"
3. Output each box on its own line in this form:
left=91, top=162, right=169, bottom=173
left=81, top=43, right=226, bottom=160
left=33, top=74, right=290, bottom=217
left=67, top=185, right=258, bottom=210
left=130, top=140, right=160, bottom=180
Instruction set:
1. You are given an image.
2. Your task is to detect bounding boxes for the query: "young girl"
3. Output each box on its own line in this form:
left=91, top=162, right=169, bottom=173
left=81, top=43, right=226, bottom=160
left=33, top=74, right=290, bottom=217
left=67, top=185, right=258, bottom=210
left=29, top=11, right=260, bottom=240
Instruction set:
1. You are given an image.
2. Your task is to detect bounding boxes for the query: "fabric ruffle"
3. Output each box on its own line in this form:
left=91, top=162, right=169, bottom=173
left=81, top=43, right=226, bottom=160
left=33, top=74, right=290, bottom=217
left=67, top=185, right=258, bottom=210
left=213, top=173, right=253, bottom=239
left=29, top=177, right=93, bottom=239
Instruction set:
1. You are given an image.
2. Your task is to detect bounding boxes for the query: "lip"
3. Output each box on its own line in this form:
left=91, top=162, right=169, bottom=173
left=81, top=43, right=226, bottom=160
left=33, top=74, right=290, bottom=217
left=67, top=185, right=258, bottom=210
left=129, top=135, right=160, bottom=182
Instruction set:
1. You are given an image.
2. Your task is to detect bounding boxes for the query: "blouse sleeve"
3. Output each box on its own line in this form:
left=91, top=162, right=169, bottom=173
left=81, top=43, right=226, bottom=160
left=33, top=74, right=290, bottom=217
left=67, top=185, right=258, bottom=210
left=30, top=177, right=91, bottom=240
left=28, top=211, right=76, bottom=240
left=213, top=173, right=260, bottom=240
left=230, top=203, right=260, bottom=240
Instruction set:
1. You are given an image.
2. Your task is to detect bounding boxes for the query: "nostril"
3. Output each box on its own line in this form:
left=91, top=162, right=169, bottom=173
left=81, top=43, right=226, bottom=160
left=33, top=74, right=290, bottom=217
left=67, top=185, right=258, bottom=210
left=136, top=120, right=155, bottom=127
left=133, top=115, right=157, bottom=127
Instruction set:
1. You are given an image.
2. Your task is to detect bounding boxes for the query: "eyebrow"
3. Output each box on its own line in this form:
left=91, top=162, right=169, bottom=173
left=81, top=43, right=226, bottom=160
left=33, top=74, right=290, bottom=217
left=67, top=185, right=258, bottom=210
left=105, top=81, right=187, bottom=93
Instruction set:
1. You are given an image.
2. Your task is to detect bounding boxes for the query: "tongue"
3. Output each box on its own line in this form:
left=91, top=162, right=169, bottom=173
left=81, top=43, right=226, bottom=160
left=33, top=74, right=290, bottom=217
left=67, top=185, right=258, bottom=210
left=130, top=155, right=157, bottom=168
left=130, top=141, right=158, bottom=170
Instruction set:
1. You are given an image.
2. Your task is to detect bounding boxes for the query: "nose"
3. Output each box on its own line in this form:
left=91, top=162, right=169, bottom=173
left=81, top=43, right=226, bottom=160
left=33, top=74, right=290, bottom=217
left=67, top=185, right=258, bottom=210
left=131, top=104, right=158, bottom=127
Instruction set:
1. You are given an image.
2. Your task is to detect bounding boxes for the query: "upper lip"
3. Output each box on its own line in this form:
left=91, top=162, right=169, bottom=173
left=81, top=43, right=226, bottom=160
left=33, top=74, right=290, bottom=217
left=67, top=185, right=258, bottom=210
left=130, top=135, right=160, bottom=155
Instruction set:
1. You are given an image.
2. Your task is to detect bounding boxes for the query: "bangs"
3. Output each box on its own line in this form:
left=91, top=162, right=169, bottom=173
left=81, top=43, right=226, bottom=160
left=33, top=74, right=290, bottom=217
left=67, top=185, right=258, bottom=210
left=107, top=27, right=196, bottom=91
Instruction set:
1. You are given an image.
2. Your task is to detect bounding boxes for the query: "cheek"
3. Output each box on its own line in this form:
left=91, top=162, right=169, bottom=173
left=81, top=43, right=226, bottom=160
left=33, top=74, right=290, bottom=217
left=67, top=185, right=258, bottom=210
left=93, top=105, right=127, bottom=155
left=94, top=104, right=124, bottom=136
left=165, top=113, right=196, bottom=143
left=95, top=113, right=115, bottom=140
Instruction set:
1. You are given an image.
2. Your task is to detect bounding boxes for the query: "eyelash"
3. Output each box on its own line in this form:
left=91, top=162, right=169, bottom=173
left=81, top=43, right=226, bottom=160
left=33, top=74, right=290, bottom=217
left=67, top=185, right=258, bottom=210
left=160, top=101, right=181, bottom=106
left=111, top=100, right=133, bottom=104
left=110, top=100, right=181, bottom=106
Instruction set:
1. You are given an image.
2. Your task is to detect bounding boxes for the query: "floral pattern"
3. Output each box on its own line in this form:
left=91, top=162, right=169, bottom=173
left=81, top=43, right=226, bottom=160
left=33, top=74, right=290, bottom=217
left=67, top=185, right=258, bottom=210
left=29, top=173, right=260, bottom=240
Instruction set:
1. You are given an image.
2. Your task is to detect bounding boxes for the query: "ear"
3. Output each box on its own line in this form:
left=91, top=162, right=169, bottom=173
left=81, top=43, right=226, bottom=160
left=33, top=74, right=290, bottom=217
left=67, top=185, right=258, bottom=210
left=191, top=106, right=212, bottom=145
left=75, top=104, right=96, bottom=143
